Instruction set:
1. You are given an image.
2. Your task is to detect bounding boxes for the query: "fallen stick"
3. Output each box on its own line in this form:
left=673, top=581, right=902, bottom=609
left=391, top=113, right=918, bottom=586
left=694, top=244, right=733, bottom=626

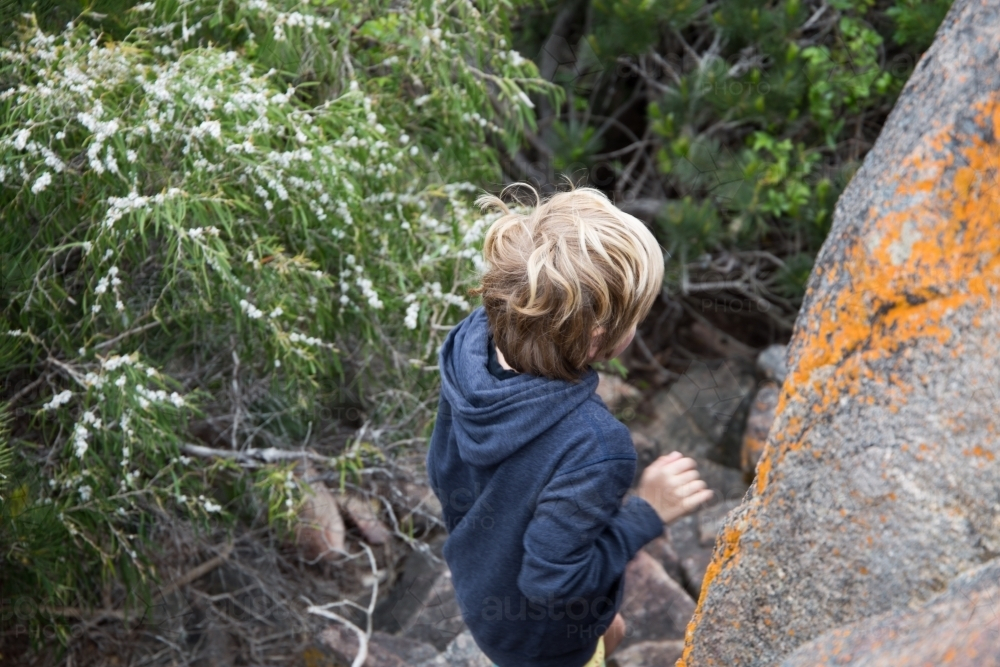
left=180, top=442, right=333, bottom=467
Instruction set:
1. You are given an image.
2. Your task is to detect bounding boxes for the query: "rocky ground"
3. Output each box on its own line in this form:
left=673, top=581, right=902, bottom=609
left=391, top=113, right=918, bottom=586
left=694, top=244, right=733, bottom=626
left=299, top=341, right=788, bottom=667
left=4, top=318, right=787, bottom=667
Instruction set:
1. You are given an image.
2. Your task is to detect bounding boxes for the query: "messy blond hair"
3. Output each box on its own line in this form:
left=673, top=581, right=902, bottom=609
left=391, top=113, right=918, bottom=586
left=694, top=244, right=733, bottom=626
left=469, top=184, right=664, bottom=381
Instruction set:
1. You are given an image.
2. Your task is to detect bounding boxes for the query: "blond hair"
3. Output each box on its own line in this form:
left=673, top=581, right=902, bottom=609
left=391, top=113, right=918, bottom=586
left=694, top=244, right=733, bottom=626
left=469, top=184, right=664, bottom=381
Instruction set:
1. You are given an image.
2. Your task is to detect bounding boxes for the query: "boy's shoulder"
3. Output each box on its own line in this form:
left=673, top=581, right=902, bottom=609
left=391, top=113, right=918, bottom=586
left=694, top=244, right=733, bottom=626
left=547, top=393, right=637, bottom=477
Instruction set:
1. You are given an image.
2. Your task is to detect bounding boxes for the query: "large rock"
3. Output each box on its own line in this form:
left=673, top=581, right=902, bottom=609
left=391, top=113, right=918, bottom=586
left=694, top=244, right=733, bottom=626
left=372, top=540, right=466, bottom=650
left=755, top=344, right=788, bottom=385
left=680, top=1, right=1000, bottom=664
left=781, top=559, right=1000, bottom=667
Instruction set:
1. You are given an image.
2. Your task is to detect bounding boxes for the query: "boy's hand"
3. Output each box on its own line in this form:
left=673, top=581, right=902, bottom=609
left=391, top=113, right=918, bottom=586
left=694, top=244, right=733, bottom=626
left=636, top=452, right=714, bottom=524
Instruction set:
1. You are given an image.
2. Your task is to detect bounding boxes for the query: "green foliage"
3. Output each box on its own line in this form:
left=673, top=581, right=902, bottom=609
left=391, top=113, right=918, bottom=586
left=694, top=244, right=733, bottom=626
left=520, top=0, right=951, bottom=305
left=590, top=0, right=703, bottom=58
left=0, top=0, right=549, bottom=637
left=887, top=0, right=952, bottom=50
left=656, top=196, right=722, bottom=261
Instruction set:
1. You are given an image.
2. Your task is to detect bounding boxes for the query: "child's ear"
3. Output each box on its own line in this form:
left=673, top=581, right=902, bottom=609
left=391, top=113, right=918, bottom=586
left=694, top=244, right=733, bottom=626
left=587, top=326, right=606, bottom=362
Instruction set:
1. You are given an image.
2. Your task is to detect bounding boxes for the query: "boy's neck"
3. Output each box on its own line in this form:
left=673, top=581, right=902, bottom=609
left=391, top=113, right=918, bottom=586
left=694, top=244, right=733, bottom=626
left=495, top=344, right=516, bottom=372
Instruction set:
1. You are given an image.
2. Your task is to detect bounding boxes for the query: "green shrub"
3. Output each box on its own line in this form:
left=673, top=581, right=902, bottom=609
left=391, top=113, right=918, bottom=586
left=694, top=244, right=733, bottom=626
left=514, top=0, right=951, bottom=317
left=0, top=0, right=550, bottom=636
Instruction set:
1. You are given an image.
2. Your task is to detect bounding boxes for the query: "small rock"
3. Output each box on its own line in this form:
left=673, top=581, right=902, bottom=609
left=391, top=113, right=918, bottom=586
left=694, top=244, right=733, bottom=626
left=318, top=624, right=409, bottom=667
left=741, top=382, right=780, bottom=477
left=755, top=344, right=788, bottom=384
left=642, top=534, right=684, bottom=588
left=433, top=630, right=492, bottom=667
left=338, top=492, right=392, bottom=546
left=609, top=639, right=685, bottom=667
left=369, top=632, right=440, bottom=664
left=619, top=551, right=695, bottom=648
left=296, top=468, right=346, bottom=562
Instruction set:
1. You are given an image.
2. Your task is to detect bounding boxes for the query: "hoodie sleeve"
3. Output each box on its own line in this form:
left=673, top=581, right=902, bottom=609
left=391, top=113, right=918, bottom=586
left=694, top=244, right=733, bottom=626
left=517, top=454, right=664, bottom=603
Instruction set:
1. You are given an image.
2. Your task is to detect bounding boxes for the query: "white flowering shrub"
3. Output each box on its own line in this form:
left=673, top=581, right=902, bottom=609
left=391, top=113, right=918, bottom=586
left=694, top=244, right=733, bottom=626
left=0, top=0, right=548, bottom=628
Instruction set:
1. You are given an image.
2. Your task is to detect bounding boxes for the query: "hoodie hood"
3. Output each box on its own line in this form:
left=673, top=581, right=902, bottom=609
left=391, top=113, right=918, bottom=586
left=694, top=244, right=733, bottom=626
left=438, top=307, right=599, bottom=468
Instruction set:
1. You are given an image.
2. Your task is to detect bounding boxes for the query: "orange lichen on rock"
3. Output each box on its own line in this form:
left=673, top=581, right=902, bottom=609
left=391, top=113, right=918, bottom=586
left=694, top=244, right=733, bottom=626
left=785, top=97, right=1000, bottom=412
left=677, top=524, right=746, bottom=667
left=964, top=445, right=995, bottom=460
left=681, top=71, right=1000, bottom=664
left=758, top=95, right=1000, bottom=495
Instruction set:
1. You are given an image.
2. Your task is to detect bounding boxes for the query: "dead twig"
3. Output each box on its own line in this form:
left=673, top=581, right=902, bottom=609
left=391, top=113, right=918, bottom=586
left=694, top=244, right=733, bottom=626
left=306, top=543, right=379, bottom=667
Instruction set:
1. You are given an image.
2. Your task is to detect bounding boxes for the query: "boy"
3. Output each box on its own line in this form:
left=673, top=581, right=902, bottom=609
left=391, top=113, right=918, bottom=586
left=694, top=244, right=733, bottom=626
left=426, top=186, right=713, bottom=667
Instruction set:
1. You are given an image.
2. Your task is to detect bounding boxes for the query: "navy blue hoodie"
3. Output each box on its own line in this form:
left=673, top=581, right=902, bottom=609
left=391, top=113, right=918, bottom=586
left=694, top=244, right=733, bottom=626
left=426, top=307, right=664, bottom=667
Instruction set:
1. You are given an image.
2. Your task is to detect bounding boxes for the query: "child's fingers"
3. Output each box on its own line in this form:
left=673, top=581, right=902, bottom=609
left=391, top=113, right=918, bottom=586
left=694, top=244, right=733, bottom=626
left=683, top=488, right=715, bottom=510
left=677, top=479, right=708, bottom=498
left=658, top=452, right=683, bottom=466
left=647, top=452, right=682, bottom=471
left=666, top=469, right=701, bottom=487
left=663, top=456, right=697, bottom=475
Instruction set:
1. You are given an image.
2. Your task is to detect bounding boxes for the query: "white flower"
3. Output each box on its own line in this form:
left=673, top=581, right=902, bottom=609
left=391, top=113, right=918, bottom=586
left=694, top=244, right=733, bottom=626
left=31, top=171, right=52, bottom=193
left=239, top=299, right=264, bottom=319
left=43, top=390, right=73, bottom=410
left=199, top=495, right=222, bottom=513
left=399, top=133, right=409, bottom=145
left=78, top=485, right=92, bottom=502
left=115, top=376, right=127, bottom=388
left=13, top=128, right=30, bottom=151
left=404, top=301, right=420, bottom=329
left=72, top=423, right=89, bottom=458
